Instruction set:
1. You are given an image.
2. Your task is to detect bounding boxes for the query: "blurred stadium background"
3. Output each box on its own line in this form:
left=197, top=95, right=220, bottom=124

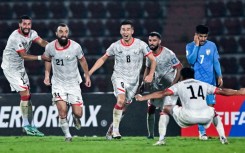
left=1, top=0, right=245, bottom=93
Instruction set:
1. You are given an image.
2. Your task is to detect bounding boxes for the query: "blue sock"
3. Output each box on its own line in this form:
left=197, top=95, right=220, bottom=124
left=198, top=124, right=206, bottom=135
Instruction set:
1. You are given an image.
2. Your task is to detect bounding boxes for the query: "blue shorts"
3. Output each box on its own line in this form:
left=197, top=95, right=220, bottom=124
left=206, top=94, right=216, bottom=105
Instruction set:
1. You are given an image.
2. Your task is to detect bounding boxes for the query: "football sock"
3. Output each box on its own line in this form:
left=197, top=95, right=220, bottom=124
left=112, top=104, right=123, bottom=133
left=20, top=100, right=30, bottom=126
left=198, top=124, right=206, bottom=136
left=27, top=100, right=34, bottom=126
left=60, top=118, right=71, bottom=138
left=159, top=114, right=169, bottom=141
left=147, top=113, right=155, bottom=137
left=213, top=115, right=225, bottom=138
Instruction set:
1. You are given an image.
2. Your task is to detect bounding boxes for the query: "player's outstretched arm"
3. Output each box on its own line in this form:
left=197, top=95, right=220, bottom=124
left=135, top=89, right=173, bottom=101
left=35, top=37, right=48, bottom=47
left=215, top=88, right=245, bottom=96
left=89, top=54, right=108, bottom=76
left=18, top=51, right=50, bottom=61
left=79, top=57, right=91, bottom=87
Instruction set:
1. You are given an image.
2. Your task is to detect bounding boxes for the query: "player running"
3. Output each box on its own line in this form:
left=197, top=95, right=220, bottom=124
left=1, top=15, right=48, bottom=136
left=89, top=20, right=156, bottom=139
left=43, top=23, right=91, bottom=142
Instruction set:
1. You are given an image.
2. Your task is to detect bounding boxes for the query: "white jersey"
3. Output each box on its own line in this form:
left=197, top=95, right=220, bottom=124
left=1, top=29, right=40, bottom=70
left=168, top=79, right=217, bottom=110
left=106, top=38, right=151, bottom=84
left=146, top=46, right=180, bottom=91
left=44, top=39, right=84, bottom=85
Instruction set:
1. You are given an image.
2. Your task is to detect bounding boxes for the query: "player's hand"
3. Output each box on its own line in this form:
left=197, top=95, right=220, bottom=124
left=41, top=55, right=51, bottom=62
left=84, top=74, right=91, bottom=87
left=238, top=88, right=245, bottom=95
left=217, top=77, right=223, bottom=87
left=138, top=82, right=145, bottom=94
left=144, top=75, right=153, bottom=83
left=43, top=77, right=51, bottom=86
left=135, top=94, right=144, bottom=101
left=194, top=34, right=199, bottom=46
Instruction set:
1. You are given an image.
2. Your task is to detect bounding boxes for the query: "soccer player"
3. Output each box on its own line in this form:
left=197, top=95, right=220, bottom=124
left=43, top=23, right=91, bottom=142
left=1, top=15, right=48, bottom=136
left=136, top=67, right=245, bottom=145
left=139, top=32, right=182, bottom=145
left=186, top=25, right=224, bottom=140
left=89, top=20, right=156, bottom=139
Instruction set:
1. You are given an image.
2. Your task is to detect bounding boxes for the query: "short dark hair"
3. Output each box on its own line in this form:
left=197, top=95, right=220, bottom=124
left=181, top=67, right=194, bottom=79
left=56, top=23, right=69, bottom=31
left=120, top=20, right=134, bottom=29
left=19, top=15, right=32, bottom=23
left=148, top=31, right=162, bottom=39
left=196, top=25, right=209, bottom=34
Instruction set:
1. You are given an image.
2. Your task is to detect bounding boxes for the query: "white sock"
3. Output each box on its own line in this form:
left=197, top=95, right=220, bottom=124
left=112, top=108, right=123, bottom=133
left=147, top=113, right=155, bottom=137
left=213, top=115, right=225, bottom=138
left=60, top=118, right=72, bottom=138
left=20, top=100, right=30, bottom=126
left=159, top=114, right=169, bottom=141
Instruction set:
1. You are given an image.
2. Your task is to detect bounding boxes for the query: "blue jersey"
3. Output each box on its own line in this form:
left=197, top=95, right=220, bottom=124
left=186, top=40, right=221, bottom=86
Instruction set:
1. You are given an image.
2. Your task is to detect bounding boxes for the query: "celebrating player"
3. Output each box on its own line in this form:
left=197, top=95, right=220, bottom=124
left=43, top=23, right=91, bottom=142
left=139, top=31, right=182, bottom=145
left=136, top=67, right=245, bottom=145
left=89, top=20, right=156, bottom=139
left=1, top=15, right=48, bottom=136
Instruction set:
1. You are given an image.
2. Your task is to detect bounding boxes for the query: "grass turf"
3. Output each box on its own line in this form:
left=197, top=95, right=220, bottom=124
left=0, top=136, right=244, bottom=153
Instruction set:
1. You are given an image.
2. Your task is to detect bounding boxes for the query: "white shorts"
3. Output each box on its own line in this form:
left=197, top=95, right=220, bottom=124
left=3, top=69, right=30, bottom=92
left=150, top=95, right=178, bottom=109
left=172, top=106, right=214, bottom=128
left=112, top=78, right=138, bottom=102
left=52, top=83, right=83, bottom=106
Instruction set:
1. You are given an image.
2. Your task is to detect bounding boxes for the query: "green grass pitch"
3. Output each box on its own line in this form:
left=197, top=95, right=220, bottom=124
left=0, top=136, right=245, bottom=153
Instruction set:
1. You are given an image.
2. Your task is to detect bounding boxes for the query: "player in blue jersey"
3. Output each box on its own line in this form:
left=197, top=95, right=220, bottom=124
left=186, top=25, right=225, bottom=140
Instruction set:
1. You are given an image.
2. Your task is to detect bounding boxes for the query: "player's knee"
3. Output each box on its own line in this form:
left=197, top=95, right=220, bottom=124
left=117, top=98, right=125, bottom=107
left=74, top=111, right=83, bottom=118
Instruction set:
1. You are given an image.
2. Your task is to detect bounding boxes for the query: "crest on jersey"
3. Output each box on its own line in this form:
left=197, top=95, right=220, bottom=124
left=206, top=49, right=211, bottom=55
left=171, top=58, right=177, bottom=64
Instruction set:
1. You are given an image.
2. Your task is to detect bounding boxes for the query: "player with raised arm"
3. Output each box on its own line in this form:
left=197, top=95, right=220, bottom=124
left=186, top=25, right=224, bottom=140
left=139, top=32, right=182, bottom=145
left=1, top=15, right=48, bottom=136
left=43, top=23, right=91, bottom=142
left=89, top=20, right=156, bottom=139
left=136, top=67, right=245, bottom=145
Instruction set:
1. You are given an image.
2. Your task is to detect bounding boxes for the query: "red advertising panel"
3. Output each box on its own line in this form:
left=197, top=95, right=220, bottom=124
left=181, top=95, right=245, bottom=137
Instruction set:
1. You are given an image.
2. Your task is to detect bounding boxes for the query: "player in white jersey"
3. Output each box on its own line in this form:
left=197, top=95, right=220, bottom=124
left=1, top=15, right=49, bottom=136
left=139, top=32, right=182, bottom=144
left=43, top=23, right=91, bottom=142
left=136, top=67, right=245, bottom=145
left=89, top=20, right=156, bottom=139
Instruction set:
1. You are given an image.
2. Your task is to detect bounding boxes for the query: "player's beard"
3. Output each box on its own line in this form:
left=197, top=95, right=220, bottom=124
left=57, top=36, right=68, bottom=46
left=20, top=27, right=30, bottom=35
left=149, top=44, right=158, bottom=51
